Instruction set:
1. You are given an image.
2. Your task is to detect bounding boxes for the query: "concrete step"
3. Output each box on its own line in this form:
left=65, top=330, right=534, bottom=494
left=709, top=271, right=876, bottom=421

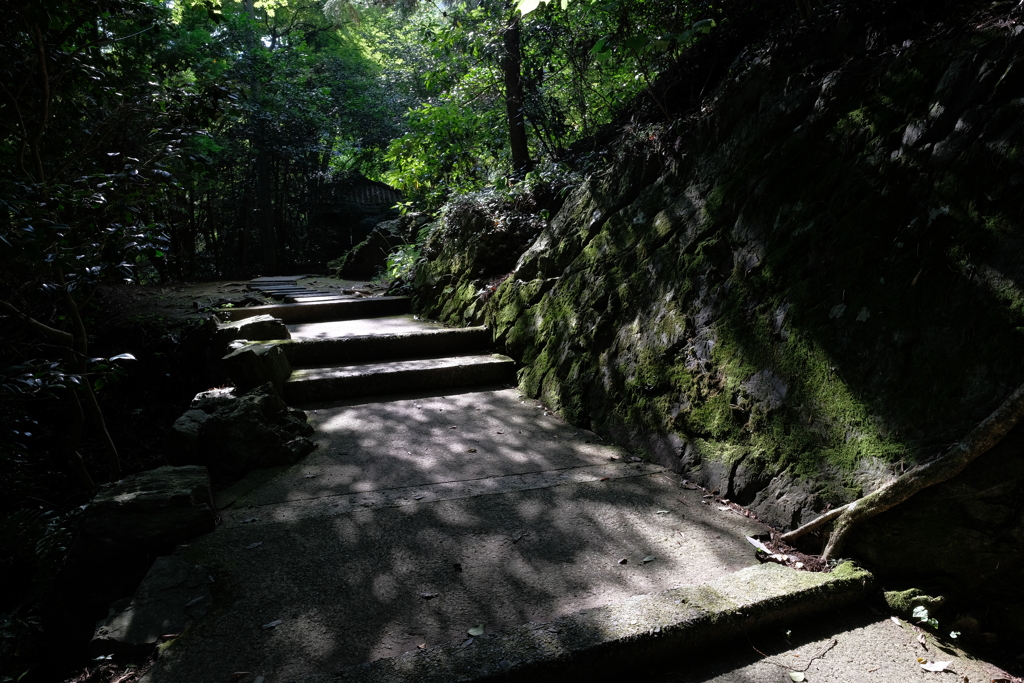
left=281, top=325, right=492, bottom=366
left=285, top=294, right=352, bottom=303
left=283, top=353, right=516, bottom=403
left=250, top=275, right=314, bottom=284
left=216, top=296, right=411, bottom=323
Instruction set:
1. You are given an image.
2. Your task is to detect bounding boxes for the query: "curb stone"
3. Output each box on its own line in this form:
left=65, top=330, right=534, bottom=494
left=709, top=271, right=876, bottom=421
left=301, top=562, right=873, bottom=683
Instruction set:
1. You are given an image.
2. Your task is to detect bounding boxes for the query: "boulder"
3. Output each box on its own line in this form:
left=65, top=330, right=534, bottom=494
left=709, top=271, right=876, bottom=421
left=166, top=383, right=316, bottom=480
left=211, top=314, right=290, bottom=346
left=46, top=469, right=216, bottom=670
left=90, top=556, right=214, bottom=659
left=82, top=465, right=216, bottom=550
left=207, top=314, right=290, bottom=363
left=222, top=341, right=292, bottom=393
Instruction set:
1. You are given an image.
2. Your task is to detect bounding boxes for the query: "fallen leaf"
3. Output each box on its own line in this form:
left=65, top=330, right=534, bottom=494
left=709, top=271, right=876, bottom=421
left=414, top=495, right=424, bottom=500
left=261, top=619, right=282, bottom=629
left=304, top=474, right=318, bottom=479
left=789, top=673, right=805, bottom=682
left=717, top=506, right=732, bottom=511
left=745, top=536, right=772, bottom=554
left=642, top=555, right=657, bottom=564
left=920, top=660, right=951, bottom=672
left=467, top=448, right=477, bottom=453
left=462, top=637, right=474, bottom=647
left=245, top=541, right=263, bottom=550
left=891, top=616, right=903, bottom=626
left=420, top=593, right=438, bottom=600
left=467, top=625, right=485, bottom=637
left=656, top=510, right=670, bottom=514
left=449, top=426, right=458, bottom=429
left=600, top=477, right=610, bottom=481
left=917, top=633, right=927, bottom=647
left=417, top=643, right=426, bottom=649
left=618, top=558, right=628, bottom=565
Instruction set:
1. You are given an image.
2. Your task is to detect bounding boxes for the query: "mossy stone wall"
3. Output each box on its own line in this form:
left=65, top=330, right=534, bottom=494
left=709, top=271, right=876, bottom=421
left=415, top=9, right=1024, bottom=543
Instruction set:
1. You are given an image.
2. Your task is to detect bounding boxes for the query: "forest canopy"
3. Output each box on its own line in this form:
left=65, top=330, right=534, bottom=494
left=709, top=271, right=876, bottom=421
left=1, top=0, right=719, bottom=281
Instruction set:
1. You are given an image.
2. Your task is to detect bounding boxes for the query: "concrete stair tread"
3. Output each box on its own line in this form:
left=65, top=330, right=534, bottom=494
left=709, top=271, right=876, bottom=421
left=290, top=353, right=513, bottom=379
left=217, top=296, right=411, bottom=323
left=286, top=314, right=455, bottom=340
left=146, top=454, right=775, bottom=683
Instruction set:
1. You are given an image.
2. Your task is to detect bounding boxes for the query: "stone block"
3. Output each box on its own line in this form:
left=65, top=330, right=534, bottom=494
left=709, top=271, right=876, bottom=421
left=90, top=556, right=214, bottom=659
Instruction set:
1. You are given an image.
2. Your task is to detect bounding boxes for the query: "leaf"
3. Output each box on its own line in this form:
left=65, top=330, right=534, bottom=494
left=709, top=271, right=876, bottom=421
left=108, top=353, right=136, bottom=361
left=467, top=624, right=485, bottom=637
left=912, top=605, right=930, bottom=622
left=890, top=616, right=903, bottom=626
left=515, top=0, right=548, bottom=16
left=692, top=18, right=716, bottom=34
left=261, top=619, right=282, bottom=629
left=656, top=510, right=670, bottom=514
left=746, top=536, right=772, bottom=554
left=245, top=541, right=263, bottom=550
left=789, top=673, right=805, bottom=682
left=919, top=660, right=951, bottom=672
left=420, top=592, right=437, bottom=600
left=642, top=555, right=656, bottom=564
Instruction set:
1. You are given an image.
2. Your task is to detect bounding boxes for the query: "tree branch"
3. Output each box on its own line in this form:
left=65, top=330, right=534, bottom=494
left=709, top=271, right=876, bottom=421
left=783, top=381, right=1024, bottom=560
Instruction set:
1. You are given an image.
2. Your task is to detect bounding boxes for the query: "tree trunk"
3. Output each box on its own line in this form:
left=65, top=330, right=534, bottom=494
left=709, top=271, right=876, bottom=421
left=502, top=17, right=532, bottom=175
left=782, top=381, right=1024, bottom=560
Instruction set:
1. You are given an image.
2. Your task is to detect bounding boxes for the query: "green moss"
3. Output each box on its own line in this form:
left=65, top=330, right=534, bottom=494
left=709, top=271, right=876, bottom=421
left=884, top=588, right=946, bottom=618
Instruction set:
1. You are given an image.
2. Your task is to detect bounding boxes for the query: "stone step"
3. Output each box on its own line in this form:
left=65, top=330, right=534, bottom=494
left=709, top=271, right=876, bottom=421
left=250, top=275, right=313, bottom=284
left=282, top=326, right=492, bottom=367
left=216, top=296, right=411, bottom=323
left=283, top=353, right=516, bottom=403
left=284, top=294, right=352, bottom=303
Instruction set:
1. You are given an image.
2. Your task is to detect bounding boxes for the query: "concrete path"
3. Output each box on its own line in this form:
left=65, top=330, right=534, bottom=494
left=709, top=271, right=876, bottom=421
left=142, top=276, right=1011, bottom=683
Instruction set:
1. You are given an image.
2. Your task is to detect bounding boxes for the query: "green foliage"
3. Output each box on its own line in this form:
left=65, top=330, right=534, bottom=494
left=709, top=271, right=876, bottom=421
left=373, top=0, right=717, bottom=209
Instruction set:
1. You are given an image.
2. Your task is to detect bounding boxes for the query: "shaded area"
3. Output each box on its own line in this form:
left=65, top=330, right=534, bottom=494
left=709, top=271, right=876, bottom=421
left=143, top=389, right=768, bottom=682
left=650, top=602, right=1009, bottom=683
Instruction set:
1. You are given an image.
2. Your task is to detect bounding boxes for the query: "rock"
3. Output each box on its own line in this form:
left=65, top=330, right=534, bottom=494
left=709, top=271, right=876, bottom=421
left=82, top=465, right=216, bottom=549
left=883, top=588, right=946, bottom=619
left=222, top=341, right=292, bottom=393
left=90, top=556, right=214, bottom=659
left=166, top=383, right=315, bottom=480
left=211, top=314, right=290, bottom=344
left=165, top=409, right=209, bottom=464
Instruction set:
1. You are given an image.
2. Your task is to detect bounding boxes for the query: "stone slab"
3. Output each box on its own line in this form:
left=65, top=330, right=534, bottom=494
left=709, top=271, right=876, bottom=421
left=90, top=556, right=213, bottom=658
left=284, top=354, right=515, bottom=402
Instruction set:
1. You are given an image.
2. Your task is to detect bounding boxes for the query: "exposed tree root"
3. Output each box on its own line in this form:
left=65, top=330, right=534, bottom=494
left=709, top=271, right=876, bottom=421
left=781, top=381, right=1024, bottom=561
